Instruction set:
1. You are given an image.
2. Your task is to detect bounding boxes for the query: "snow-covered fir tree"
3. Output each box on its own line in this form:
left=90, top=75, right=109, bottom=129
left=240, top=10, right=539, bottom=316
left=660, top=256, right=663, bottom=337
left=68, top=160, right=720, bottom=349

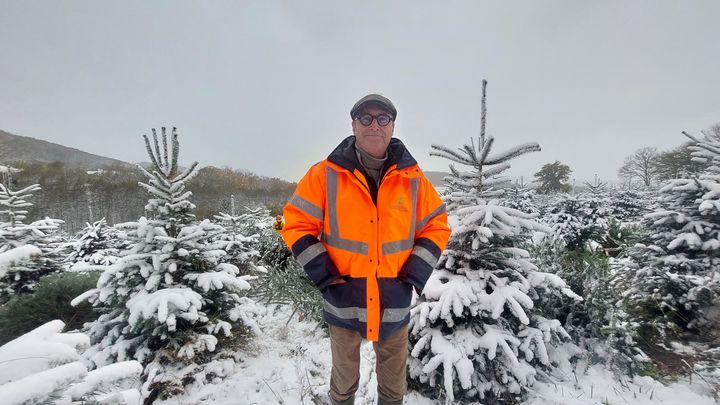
left=583, top=179, right=607, bottom=195
left=0, top=164, right=21, bottom=187
left=543, top=193, right=611, bottom=251
left=65, top=217, right=126, bottom=269
left=533, top=185, right=621, bottom=347
left=583, top=180, right=612, bottom=216
left=215, top=200, right=292, bottom=272
left=0, top=183, right=65, bottom=301
left=408, top=81, right=580, bottom=404
left=73, top=127, right=262, bottom=399
left=226, top=205, right=271, bottom=240
left=255, top=213, right=294, bottom=273
left=608, top=188, right=653, bottom=223
left=257, top=230, right=293, bottom=272
left=213, top=211, right=260, bottom=273
left=611, top=127, right=720, bottom=371
left=502, top=186, right=539, bottom=216
left=0, top=183, right=37, bottom=228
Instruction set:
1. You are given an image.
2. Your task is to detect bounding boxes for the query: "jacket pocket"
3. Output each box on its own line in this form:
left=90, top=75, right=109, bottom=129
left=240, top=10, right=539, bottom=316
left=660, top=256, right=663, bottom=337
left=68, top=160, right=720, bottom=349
left=321, top=277, right=367, bottom=328
left=377, top=277, right=412, bottom=310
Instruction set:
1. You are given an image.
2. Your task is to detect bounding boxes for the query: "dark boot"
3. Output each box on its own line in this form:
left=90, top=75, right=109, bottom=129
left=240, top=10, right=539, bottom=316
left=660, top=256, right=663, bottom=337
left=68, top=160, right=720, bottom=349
left=330, top=395, right=355, bottom=405
left=377, top=396, right=403, bottom=405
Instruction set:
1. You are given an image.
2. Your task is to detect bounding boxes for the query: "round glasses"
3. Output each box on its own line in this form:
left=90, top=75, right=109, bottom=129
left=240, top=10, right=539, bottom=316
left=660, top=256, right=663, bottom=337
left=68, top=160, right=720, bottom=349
left=355, top=113, right=393, bottom=127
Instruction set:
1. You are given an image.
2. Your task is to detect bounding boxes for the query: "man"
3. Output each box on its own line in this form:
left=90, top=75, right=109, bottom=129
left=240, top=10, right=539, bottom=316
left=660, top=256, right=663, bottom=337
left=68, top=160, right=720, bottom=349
left=282, top=94, right=450, bottom=405
left=273, top=214, right=284, bottom=234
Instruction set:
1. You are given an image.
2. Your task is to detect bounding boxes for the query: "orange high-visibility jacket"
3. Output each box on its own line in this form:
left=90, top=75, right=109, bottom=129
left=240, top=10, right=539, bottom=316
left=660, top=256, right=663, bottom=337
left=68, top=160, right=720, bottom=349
left=282, top=136, right=450, bottom=341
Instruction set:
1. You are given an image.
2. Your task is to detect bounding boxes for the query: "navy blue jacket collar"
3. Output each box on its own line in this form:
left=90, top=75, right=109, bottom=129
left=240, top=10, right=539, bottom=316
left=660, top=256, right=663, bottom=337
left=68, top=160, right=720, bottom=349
left=327, top=136, right=417, bottom=173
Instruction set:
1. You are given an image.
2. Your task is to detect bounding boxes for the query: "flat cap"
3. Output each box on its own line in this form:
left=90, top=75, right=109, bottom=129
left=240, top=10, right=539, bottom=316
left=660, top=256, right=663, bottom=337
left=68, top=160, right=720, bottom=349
left=350, top=94, right=397, bottom=120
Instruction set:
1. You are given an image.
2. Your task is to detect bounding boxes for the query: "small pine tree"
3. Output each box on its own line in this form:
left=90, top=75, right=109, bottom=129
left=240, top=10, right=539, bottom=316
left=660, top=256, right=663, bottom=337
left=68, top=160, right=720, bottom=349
left=216, top=205, right=294, bottom=273
left=214, top=208, right=264, bottom=237
left=65, top=217, right=125, bottom=269
left=583, top=180, right=606, bottom=194
left=213, top=211, right=261, bottom=273
left=609, top=189, right=654, bottom=223
left=258, top=231, right=294, bottom=272
left=0, top=183, right=65, bottom=301
left=544, top=193, right=611, bottom=251
left=74, top=127, right=262, bottom=399
left=531, top=239, right=613, bottom=345
left=611, top=126, right=720, bottom=373
left=502, top=186, right=539, bottom=215
left=536, top=189, right=619, bottom=347
left=408, top=81, right=580, bottom=403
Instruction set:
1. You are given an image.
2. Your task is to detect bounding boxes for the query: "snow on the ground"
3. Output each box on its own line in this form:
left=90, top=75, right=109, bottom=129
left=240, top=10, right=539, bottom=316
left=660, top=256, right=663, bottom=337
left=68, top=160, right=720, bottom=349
left=1, top=309, right=714, bottom=404
left=157, top=305, right=433, bottom=405
left=160, top=304, right=718, bottom=405
left=528, top=361, right=717, bottom=405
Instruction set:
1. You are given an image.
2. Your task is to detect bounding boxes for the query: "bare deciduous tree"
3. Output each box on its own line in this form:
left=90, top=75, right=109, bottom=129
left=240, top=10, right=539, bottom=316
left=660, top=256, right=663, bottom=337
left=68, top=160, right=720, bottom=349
left=617, top=147, right=659, bottom=187
left=654, top=142, right=708, bottom=181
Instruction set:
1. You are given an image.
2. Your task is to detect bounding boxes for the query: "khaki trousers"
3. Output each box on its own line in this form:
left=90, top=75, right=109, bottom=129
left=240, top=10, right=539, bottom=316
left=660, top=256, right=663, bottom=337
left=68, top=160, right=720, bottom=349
left=329, top=324, right=408, bottom=402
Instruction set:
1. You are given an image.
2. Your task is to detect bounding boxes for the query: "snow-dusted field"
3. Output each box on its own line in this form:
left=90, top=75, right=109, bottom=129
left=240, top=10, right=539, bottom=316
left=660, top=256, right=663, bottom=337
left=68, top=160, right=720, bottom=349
left=527, top=362, right=717, bottom=405
left=157, top=305, right=717, bottom=405
left=156, top=305, right=425, bottom=405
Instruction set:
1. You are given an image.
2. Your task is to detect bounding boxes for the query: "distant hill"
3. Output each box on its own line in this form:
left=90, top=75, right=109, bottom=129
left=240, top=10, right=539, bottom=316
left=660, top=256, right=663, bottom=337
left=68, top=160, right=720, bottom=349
left=0, top=129, right=132, bottom=168
left=0, top=129, right=297, bottom=231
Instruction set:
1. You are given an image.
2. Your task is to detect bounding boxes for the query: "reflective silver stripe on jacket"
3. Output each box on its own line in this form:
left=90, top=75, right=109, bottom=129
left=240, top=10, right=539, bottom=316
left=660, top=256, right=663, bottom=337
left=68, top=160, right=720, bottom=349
left=322, top=234, right=368, bottom=255
left=324, top=300, right=367, bottom=322
left=324, top=167, right=369, bottom=254
left=324, top=300, right=410, bottom=324
left=297, top=243, right=327, bottom=266
left=289, top=194, right=324, bottom=222
left=411, top=245, right=439, bottom=268
left=416, top=203, right=447, bottom=231
left=382, top=307, right=410, bottom=323
left=381, top=177, right=419, bottom=255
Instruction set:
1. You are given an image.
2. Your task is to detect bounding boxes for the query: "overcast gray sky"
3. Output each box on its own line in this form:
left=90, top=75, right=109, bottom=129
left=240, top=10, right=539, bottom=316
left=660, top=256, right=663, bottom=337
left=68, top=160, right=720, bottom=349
left=1, top=1, right=719, bottom=184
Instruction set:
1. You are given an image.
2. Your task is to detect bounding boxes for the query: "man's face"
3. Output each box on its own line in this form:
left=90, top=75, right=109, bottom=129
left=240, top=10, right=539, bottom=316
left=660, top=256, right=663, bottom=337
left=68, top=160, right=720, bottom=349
left=352, top=105, right=394, bottom=159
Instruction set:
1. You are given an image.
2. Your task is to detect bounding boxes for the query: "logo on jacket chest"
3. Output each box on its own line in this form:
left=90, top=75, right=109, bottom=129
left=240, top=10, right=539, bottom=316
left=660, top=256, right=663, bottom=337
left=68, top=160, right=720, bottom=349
left=390, top=196, right=409, bottom=213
